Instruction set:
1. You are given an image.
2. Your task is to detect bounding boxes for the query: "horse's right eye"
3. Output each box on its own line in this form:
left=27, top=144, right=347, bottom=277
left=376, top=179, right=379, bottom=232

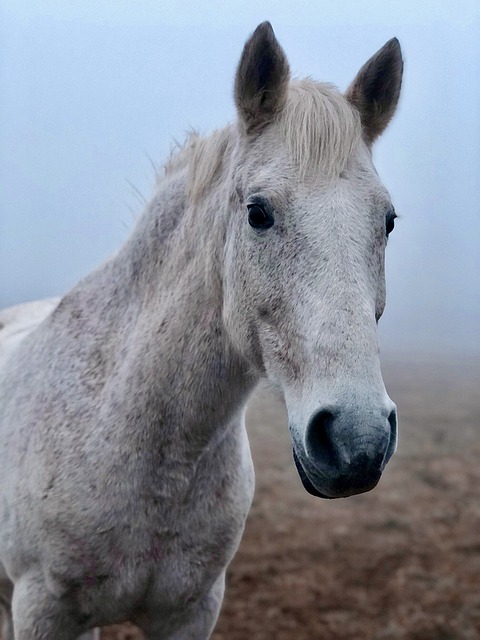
left=247, top=204, right=274, bottom=230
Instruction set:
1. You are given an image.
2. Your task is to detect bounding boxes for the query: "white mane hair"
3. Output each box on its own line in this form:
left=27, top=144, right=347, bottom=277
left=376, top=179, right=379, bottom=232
left=280, top=79, right=362, bottom=179
left=161, top=79, right=362, bottom=203
left=161, top=127, right=235, bottom=204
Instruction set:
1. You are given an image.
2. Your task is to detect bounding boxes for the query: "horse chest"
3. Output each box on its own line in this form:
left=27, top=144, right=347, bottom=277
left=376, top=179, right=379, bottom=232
left=34, top=427, right=254, bottom=621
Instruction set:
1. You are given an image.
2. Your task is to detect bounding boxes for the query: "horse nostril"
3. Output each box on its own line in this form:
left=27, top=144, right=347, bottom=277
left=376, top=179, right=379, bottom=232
left=385, top=406, right=398, bottom=462
left=305, top=408, right=338, bottom=467
left=388, top=408, right=397, bottom=430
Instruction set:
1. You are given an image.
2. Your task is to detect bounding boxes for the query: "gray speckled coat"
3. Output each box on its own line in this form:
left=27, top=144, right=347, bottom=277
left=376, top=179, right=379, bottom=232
left=0, top=22, right=402, bottom=640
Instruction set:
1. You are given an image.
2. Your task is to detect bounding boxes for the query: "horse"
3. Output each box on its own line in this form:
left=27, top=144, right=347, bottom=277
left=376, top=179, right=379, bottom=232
left=0, top=21, right=403, bottom=640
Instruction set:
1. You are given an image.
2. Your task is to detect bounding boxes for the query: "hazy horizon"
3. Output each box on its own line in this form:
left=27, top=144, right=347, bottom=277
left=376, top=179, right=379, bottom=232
left=1, top=1, right=479, bottom=355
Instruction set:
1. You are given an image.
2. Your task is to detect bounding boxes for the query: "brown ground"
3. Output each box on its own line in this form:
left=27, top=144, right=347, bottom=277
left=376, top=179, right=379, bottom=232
left=21, top=354, right=480, bottom=639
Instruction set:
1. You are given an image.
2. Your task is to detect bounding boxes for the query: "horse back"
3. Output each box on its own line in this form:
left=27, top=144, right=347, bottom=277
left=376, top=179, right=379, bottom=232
left=0, top=298, right=60, bottom=371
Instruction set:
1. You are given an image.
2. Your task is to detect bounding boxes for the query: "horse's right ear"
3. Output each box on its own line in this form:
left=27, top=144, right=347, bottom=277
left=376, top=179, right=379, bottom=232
left=234, top=22, right=290, bottom=135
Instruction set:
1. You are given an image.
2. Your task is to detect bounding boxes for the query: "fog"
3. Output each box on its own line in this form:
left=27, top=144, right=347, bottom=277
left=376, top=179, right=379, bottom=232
left=1, top=1, right=479, bottom=355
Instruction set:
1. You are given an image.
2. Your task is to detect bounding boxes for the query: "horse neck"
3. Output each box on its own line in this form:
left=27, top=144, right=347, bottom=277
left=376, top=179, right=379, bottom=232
left=89, top=162, right=257, bottom=455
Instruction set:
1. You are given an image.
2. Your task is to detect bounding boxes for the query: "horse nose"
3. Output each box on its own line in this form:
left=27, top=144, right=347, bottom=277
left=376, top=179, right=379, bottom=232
left=304, top=408, right=343, bottom=471
left=305, top=403, right=397, bottom=482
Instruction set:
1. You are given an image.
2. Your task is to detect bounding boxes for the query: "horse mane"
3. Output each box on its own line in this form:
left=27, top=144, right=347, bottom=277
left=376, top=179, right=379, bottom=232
left=160, top=79, right=361, bottom=202
left=162, top=128, right=235, bottom=203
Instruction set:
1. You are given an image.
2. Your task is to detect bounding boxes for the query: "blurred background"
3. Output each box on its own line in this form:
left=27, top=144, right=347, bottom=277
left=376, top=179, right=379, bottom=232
left=1, top=1, right=479, bottom=639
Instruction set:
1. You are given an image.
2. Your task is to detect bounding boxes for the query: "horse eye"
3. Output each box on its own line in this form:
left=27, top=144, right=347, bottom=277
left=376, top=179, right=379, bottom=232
left=247, top=204, right=274, bottom=230
left=386, top=210, right=397, bottom=236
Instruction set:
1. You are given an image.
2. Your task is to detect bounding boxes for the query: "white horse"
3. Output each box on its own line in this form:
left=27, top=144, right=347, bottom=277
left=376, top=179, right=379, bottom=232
left=0, top=22, right=403, bottom=640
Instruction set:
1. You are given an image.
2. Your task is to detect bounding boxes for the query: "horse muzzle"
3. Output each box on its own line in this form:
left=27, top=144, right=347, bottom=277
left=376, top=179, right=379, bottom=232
left=290, top=402, right=398, bottom=499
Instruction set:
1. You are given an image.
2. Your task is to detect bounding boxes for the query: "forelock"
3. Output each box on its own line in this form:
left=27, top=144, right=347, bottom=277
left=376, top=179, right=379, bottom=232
left=160, top=81, right=362, bottom=204
left=278, top=79, right=362, bottom=179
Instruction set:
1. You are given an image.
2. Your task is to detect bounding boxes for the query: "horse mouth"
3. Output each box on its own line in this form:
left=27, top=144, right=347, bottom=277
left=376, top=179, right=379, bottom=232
left=292, top=450, right=333, bottom=499
left=292, top=448, right=383, bottom=499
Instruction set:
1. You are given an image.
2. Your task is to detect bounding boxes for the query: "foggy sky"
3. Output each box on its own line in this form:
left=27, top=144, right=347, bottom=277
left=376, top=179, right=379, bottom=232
left=1, top=1, right=479, bottom=354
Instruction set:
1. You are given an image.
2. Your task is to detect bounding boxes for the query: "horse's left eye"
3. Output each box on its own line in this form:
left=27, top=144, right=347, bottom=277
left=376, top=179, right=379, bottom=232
left=386, top=210, right=397, bottom=236
left=247, top=203, right=274, bottom=230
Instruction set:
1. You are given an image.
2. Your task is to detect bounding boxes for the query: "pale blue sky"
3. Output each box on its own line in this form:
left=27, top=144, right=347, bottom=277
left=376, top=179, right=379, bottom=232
left=1, top=1, right=479, bottom=353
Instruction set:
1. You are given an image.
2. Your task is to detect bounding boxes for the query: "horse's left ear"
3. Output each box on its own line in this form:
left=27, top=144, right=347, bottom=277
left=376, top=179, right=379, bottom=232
left=234, top=22, right=290, bottom=134
left=345, top=38, right=403, bottom=144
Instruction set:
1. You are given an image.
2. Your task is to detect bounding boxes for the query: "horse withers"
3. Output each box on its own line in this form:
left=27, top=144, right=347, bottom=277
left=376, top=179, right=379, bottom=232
left=0, top=22, right=403, bottom=640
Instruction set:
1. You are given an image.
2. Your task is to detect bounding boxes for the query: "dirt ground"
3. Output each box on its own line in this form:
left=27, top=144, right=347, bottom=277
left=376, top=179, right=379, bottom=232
left=16, top=354, right=480, bottom=639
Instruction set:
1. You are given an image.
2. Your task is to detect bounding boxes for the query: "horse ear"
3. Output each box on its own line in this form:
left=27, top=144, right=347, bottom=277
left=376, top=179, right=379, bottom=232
left=234, top=22, right=290, bottom=134
left=345, top=38, right=403, bottom=144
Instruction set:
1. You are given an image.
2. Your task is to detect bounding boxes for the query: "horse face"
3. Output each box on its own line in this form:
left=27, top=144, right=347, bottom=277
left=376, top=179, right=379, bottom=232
left=223, top=23, right=402, bottom=499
